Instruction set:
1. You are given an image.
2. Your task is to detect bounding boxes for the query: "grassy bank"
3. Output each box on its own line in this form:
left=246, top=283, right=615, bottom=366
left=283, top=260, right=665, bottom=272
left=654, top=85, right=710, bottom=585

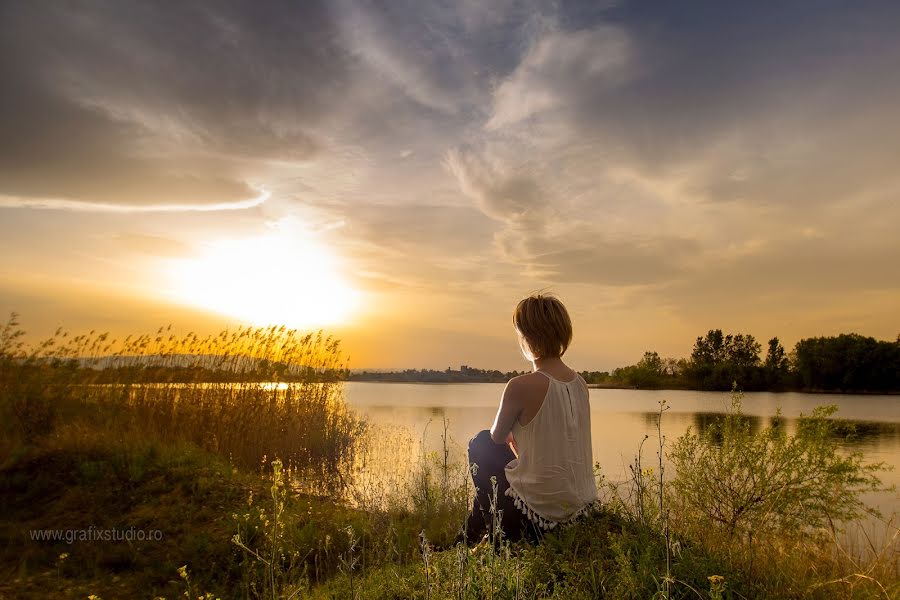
left=1, top=316, right=898, bottom=598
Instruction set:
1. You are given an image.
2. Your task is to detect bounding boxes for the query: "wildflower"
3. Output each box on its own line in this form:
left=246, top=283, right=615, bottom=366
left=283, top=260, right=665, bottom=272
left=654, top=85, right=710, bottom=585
left=177, top=565, right=189, bottom=580
left=58, top=552, right=69, bottom=561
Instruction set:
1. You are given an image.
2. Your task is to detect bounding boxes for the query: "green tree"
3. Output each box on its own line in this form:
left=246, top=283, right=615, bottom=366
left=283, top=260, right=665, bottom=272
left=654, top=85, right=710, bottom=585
left=690, top=329, right=727, bottom=367
left=793, top=333, right=900, bottom=392
left=687, top=329, right=763, bottom=390
left=612, top=351, right=666, bottom=388
left=763, top=337, right=789, bottom=388
left=637, top=351, right=663, bottom=374
left=726, top=333, right=761, bottom=368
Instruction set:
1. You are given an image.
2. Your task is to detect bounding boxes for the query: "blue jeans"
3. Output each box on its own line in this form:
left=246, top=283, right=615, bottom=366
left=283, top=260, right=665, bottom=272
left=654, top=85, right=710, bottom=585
left=464, top=430, right=543, bottom=545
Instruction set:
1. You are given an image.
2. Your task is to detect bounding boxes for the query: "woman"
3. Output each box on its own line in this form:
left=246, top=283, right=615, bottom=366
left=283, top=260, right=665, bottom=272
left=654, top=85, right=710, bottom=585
left=464, top=293, right=598, bottom=545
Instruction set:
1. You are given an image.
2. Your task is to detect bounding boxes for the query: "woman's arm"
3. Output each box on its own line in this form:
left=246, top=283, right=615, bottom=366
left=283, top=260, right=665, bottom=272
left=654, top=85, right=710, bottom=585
left=506, top=430, right=519, bottom=458
left=490, top=378, right=523, bottom=445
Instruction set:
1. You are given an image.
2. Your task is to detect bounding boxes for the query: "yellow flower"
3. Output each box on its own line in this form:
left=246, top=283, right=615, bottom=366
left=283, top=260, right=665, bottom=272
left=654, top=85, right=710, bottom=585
left=58, top=552, right=69, bottom=561
left=177, top=565, right=189, bottom=580
left=708, top=575, right=725, bottom=585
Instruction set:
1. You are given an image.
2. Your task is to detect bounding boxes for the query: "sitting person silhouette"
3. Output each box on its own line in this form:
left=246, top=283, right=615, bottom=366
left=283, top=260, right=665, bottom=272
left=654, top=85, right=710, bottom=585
left=464, top=293, right=598, bottom=545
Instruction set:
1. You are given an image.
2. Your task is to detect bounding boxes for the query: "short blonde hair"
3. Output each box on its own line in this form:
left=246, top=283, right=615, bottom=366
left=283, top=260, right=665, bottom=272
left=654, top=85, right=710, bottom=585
left=512, top=294, right=573, bottom=359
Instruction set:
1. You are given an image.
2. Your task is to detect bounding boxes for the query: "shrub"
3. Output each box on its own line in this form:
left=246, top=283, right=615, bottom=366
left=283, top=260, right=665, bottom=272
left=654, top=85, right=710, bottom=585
left=668, top=387, right=890, bottom=573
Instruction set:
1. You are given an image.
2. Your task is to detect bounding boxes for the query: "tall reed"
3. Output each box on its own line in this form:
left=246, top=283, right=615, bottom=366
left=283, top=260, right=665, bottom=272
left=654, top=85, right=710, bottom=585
left=0, top=312, right=365, bottom=493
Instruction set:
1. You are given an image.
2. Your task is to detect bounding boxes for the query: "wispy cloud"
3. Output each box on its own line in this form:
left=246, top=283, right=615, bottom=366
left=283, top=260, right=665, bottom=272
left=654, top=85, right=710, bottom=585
left=0, top=190, right=270, bottom=213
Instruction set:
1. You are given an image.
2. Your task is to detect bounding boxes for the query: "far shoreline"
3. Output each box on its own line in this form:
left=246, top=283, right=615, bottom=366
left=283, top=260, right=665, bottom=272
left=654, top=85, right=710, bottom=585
left=346, top=379, right=900, bottom=395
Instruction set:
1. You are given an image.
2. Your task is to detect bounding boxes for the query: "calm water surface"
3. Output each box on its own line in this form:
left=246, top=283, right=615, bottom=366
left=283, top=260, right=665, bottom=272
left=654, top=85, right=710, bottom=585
left=345, top=382, right=900, bottom=536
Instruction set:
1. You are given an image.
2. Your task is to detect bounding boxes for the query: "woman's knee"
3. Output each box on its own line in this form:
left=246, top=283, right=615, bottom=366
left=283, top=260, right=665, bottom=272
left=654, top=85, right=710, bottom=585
left=468, top=429, right=492, bottom=456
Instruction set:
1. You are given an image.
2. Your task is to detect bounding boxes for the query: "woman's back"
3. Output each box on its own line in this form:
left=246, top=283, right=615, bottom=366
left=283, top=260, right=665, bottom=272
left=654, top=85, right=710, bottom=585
left=504, top=370, right=598, bottom=529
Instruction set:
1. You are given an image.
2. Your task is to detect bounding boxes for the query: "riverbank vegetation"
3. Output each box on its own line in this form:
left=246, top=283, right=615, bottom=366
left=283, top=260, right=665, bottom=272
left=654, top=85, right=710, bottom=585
left=582, top=329, right=900, bottom=393
left=348, top=365, right=527, bottom=384
left=348, top=329, right=900, bottom=393
left=1, top=314, right=897, bottom=598
left=9, top=312, right=896, bottom=394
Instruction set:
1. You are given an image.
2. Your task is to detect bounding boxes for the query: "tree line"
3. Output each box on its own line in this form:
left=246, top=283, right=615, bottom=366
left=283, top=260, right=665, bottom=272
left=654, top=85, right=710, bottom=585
left=348, top=365, right=525, bottom=383
left=581, top=330, right=900, bottom=393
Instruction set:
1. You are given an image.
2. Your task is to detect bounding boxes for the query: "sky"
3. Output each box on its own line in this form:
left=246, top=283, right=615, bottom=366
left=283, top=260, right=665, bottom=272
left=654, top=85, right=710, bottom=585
left=1, top=0, right=899, bottom=371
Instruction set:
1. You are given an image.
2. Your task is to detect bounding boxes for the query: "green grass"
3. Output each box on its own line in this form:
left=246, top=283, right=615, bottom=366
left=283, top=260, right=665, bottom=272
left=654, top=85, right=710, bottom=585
left=1, top=430, right=246, bottom=597
left=0, top=427, right=377, bottom=598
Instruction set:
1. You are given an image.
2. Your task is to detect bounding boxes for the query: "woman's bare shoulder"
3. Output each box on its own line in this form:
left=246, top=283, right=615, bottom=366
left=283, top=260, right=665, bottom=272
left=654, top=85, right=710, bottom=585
left=506, top=372, right=550, bottom=398
left=508, top=371, right=545, bottom=386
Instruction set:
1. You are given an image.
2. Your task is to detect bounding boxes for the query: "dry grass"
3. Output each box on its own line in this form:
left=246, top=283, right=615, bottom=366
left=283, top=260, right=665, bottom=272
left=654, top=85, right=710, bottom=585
left=0, top=313, right=365, bottom=494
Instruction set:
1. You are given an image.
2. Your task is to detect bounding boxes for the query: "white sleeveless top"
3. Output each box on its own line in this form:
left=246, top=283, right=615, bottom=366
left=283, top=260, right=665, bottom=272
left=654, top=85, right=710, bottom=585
left=504, top=370, right=598, bottom=530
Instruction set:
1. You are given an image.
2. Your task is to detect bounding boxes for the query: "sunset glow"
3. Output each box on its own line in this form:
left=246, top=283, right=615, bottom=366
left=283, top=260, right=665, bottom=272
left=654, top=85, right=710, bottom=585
left=165, top=226, right=361, bottom=329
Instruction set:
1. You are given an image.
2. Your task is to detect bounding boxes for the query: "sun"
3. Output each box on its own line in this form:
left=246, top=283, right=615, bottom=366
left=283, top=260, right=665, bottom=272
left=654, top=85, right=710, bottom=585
left=165, top=224, right=360, bottom=329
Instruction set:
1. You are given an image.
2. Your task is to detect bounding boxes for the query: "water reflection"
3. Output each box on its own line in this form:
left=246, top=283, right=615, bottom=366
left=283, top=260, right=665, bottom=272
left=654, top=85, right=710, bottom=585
left=640, top=411, right=768, bottom=446
left=831, top=421, right=900, bottom=447
left=646, top=410, right=900, bottom=449
left=690, top=411, right=766, bottom=438
left=344, top=382, right=900, bottom=527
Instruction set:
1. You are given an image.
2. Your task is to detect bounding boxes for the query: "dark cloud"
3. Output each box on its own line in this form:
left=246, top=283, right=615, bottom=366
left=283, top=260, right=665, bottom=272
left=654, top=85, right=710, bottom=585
left=577, top=2, right=900, bottom=166
left=487, top=1, right=900, bottom=207
left=0, top=0, right=349, bottom=207
left=444, top=0, right=900, bottom=303
left=334, top=0, right=554, bottom=114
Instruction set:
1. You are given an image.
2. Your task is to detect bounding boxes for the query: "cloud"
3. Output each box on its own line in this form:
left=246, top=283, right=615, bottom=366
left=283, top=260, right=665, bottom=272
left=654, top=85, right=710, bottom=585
left=0, top=190, right=270, bottom=213
left=517, top=229, right=701, bottom=286
left=444, top=147, right=547, bottom=223
left=333, top=0, right=554, bottom=117
left=334, top=1, right=473, bottom=114
left=477, top=2, right=900, bottom=210
left=446, top=2, right=900, bottom=301
left=445, top=139, right=700, bottom=286
left=327, top=201, right=499, bottom=294
left=0, top=1, right=346, bottom=209
left=487, top=25, right=633, bottom=129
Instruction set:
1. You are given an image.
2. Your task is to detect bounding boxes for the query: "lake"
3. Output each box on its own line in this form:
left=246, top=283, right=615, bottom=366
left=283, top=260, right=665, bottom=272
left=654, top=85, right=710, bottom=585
left=344, top=382, right=900, bottom=543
